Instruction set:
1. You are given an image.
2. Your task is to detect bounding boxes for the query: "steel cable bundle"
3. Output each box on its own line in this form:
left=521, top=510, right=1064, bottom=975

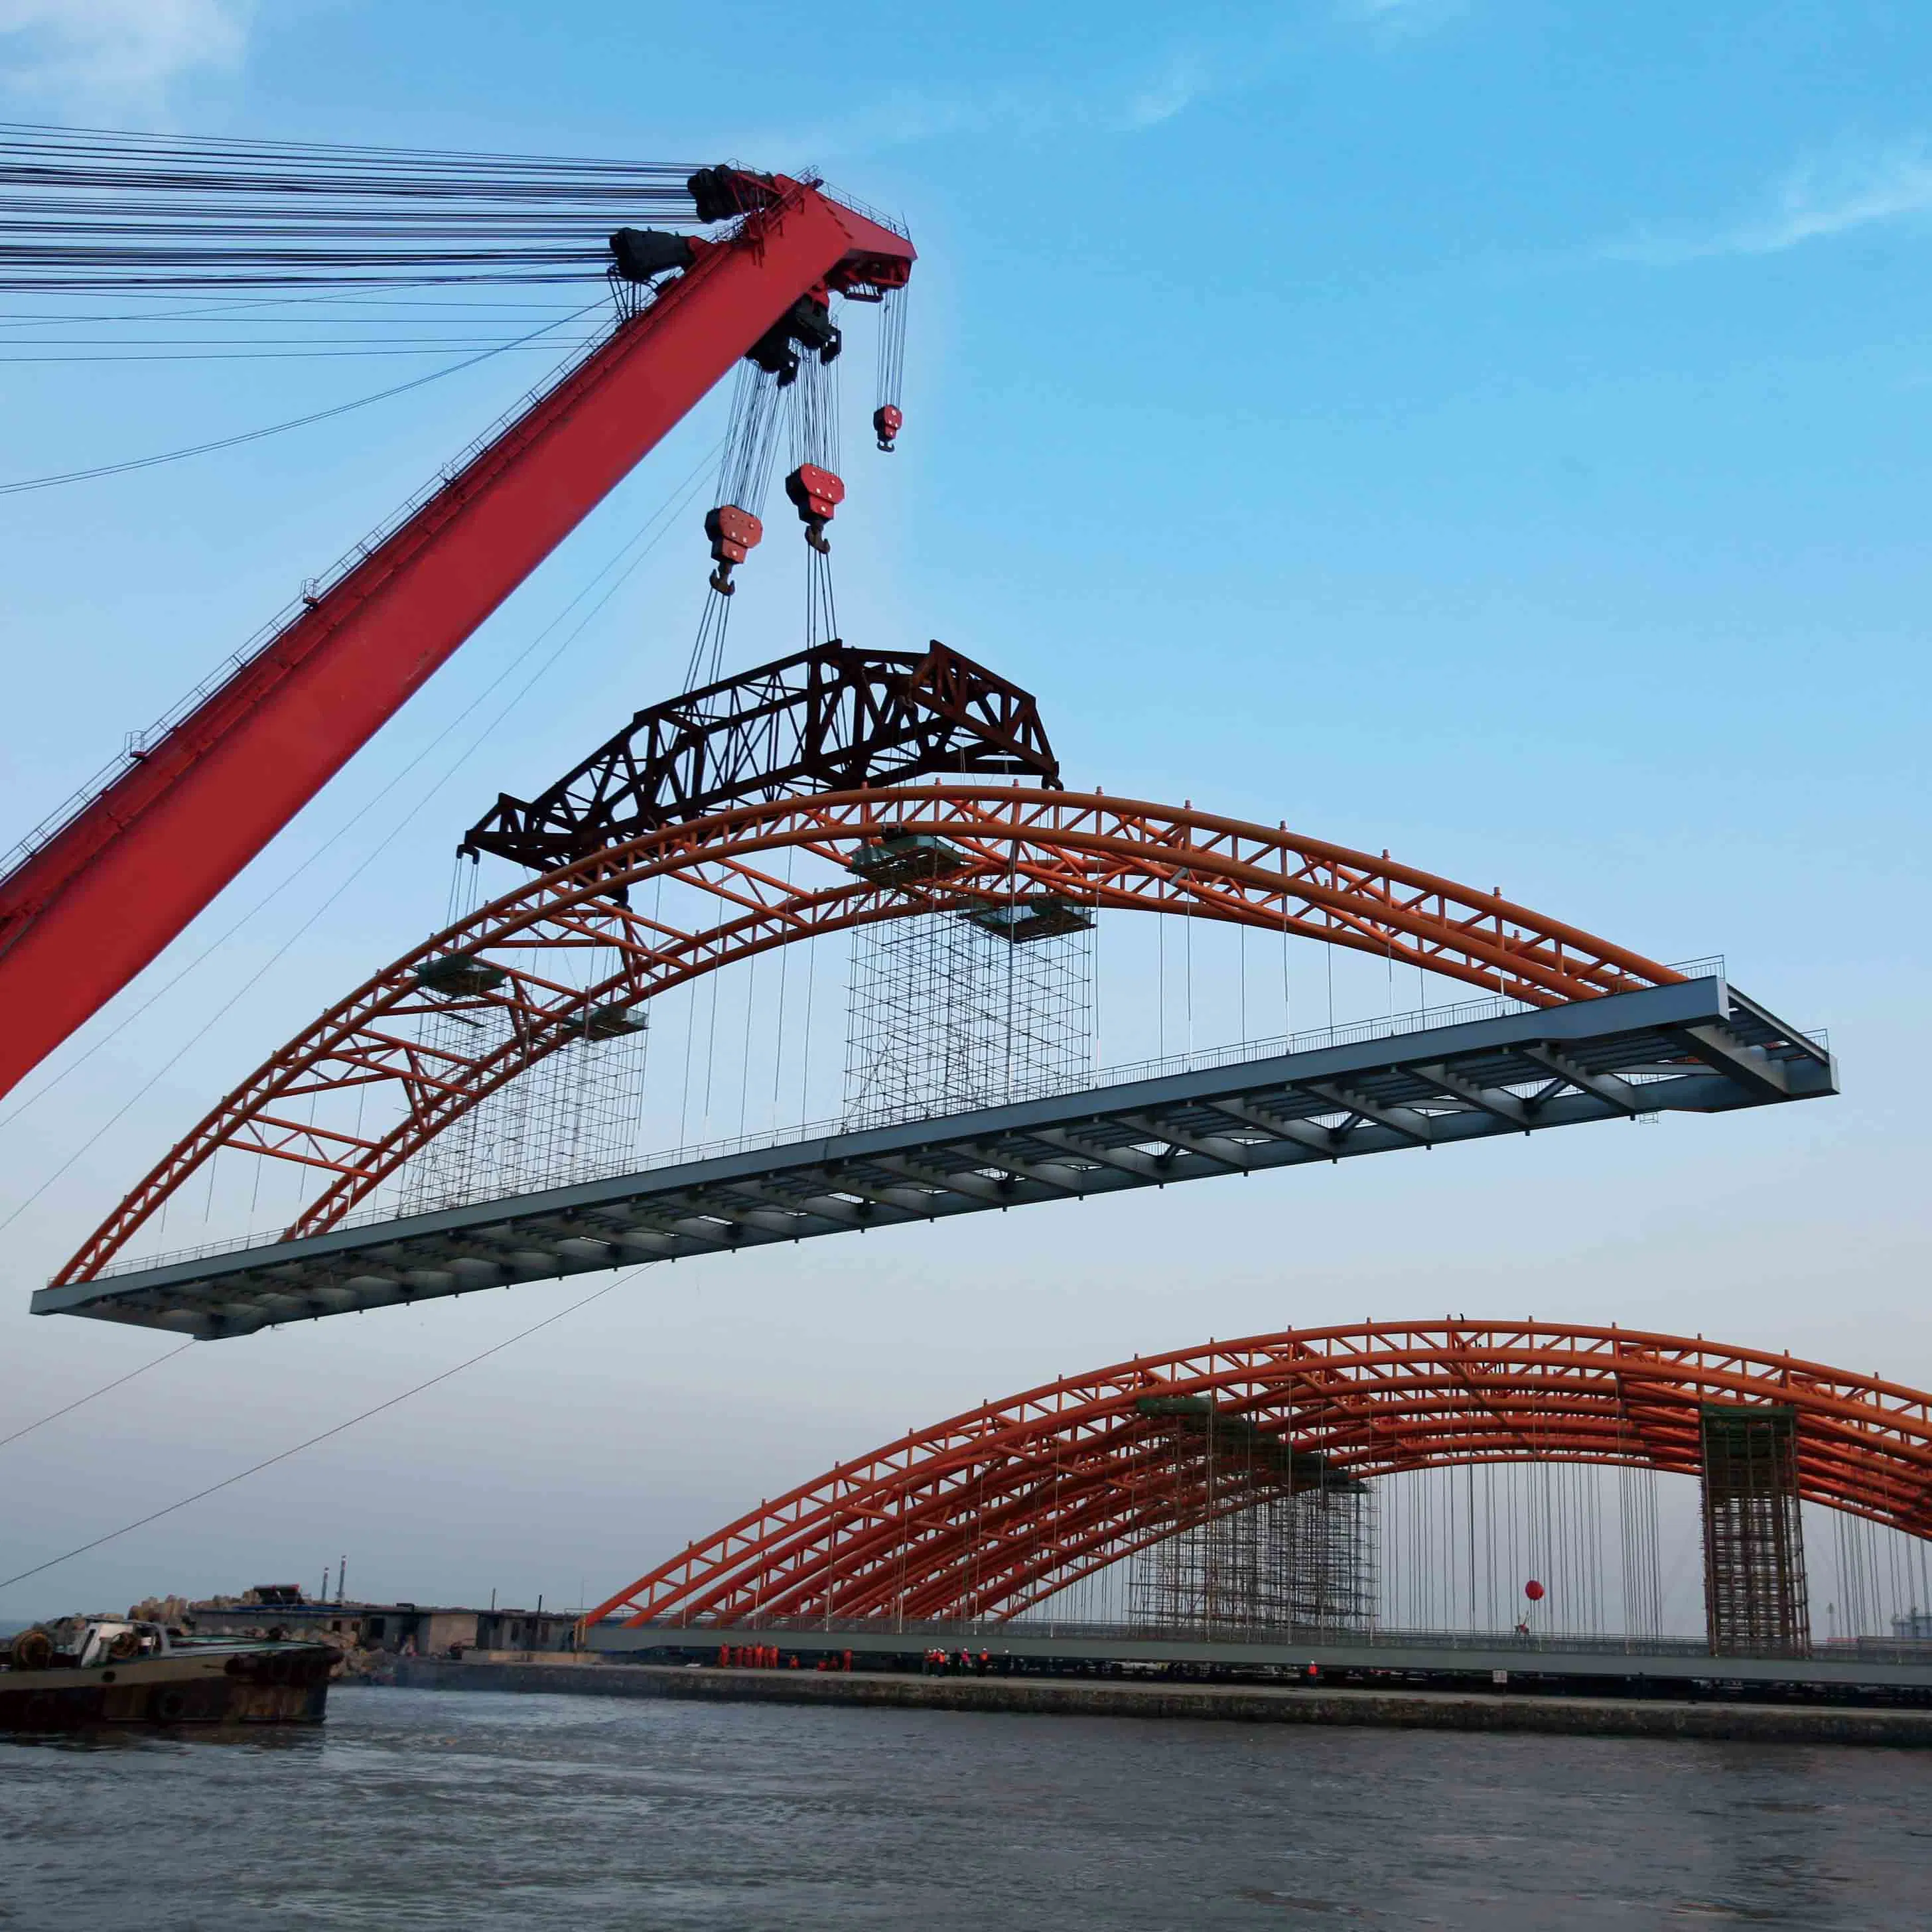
left=0, top=123, right=708, bottom=289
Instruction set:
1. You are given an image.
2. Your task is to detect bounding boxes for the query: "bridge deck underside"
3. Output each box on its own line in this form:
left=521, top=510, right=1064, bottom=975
left=35, top=978, right=1833, bottom=1338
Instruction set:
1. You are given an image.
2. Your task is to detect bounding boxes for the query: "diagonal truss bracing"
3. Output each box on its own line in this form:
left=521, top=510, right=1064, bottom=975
left=579, top=1322, right=1932, bottom=1630
left=50, top=785, right=1710, bottom=1287
left=462, top=640, right=1060, bottom=870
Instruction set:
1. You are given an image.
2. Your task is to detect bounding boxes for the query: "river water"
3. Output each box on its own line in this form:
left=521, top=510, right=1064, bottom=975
left=3, top=1687, right=1929, bottom=1928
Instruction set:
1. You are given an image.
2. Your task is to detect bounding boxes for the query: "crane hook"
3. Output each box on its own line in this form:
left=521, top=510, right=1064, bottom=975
left=785, top=464, right=844, bottom=553
left=704, top=504, right=762, bottom=596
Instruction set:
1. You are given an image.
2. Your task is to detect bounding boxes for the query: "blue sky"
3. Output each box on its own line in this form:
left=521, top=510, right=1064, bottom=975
left=0, top=1, right=1927, bottom=1620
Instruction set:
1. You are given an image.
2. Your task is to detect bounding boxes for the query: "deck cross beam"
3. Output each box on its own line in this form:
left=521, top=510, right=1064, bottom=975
left=35, top=977, right=1835, bottom=1338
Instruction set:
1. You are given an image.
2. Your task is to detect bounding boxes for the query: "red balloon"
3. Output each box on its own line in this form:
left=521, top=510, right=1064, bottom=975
left=1523, top=1579, right=1546, bottom=1602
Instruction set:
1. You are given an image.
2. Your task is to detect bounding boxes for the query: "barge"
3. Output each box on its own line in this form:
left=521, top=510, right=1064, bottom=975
left=2, top=1616, right=331, bottom=1728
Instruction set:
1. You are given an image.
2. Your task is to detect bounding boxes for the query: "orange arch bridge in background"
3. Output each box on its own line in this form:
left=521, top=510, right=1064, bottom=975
left=585, top=1322, right=1932, bottom=1630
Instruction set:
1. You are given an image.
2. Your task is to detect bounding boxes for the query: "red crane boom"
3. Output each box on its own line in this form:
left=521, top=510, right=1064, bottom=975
left=0, top=171, right=912, bottom=1101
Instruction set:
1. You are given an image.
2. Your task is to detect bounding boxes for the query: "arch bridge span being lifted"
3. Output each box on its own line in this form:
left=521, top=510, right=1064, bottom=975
left=36, top=782, right=1834, bottom=1335
left=583, top=1320, right=1932, bottom=1643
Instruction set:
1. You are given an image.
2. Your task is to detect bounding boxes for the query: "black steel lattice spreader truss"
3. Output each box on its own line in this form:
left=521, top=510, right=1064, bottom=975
left=462, top=639, right=1059, bottom=873
left=34, top=977, right=1833, bottom=1339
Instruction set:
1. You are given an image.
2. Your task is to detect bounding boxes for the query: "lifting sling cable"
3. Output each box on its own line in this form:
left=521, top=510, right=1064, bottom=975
left=691, top=252, right=868, bottom=679
left=873, top=283, right=908, bottom=451
left=791, top=343, right=842, bottom=647
left=689, top=362, right=785, bottom=687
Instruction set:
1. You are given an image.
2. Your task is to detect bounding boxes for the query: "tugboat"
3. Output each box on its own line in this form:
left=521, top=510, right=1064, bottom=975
left=1, top=1616, right=332, bottom=1728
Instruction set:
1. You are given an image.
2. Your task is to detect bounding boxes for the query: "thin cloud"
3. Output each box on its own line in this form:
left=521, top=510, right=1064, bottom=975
left=1115, top=52, right=1216, bottom=133
left=1610, top=139, right=1932, bottom=265
left=777, top=88, right=1053, bottom=160
left=0, top=0, right=251, bottom=114
left=1338, top=0, right=1468, bottom=34
left=732, top=44, right=1233, bottom=164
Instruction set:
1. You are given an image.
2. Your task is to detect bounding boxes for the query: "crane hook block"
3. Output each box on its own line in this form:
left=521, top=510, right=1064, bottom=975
left=608, top=228, right=697, bottom=283
left=785, top=465, right=844, bottom=554
left=788, top=296, right=843, bottom=363
left=748, top=295, right=842, bottom=386
left=704, top=504, right=763, bottom=595
left=872, top=404, right=903, bottom=452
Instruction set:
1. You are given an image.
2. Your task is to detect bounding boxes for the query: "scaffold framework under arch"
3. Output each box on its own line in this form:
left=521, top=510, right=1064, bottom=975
left=585, top=1322, right=1932, bottom=1629
left=55, top=786, right=1687, bottom=1284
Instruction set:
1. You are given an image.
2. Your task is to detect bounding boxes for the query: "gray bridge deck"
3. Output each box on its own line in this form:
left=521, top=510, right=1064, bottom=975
left=35, top=976, right=1834, bottom=1338
left=588, top=1618, right=1931, bottom=1693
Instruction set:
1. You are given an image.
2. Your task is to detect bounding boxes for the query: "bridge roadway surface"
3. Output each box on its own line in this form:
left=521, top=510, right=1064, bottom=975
left=588, top=1622, right=1932, bottom=1694
left=35, top=975, right=1834, bottom=1336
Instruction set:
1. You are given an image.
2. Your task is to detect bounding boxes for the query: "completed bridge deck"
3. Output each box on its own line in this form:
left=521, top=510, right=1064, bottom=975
left=590, top=1620, right=1932, bottom=1695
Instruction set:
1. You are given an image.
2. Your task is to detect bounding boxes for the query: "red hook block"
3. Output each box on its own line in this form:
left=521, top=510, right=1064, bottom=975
left=703, top=504, right=762, bottom=593
left=785, top=463, right=845, bottom=553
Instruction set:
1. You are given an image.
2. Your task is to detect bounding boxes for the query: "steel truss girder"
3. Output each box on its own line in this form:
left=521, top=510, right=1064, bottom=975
left=52, top=785, right=1713, bottom=1286
left=38, top=977, right=1834, bottom=1337
left=462, top=640, right=1060, bottom=870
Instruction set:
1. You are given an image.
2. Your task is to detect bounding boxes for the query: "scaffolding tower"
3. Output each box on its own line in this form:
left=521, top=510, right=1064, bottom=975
left=843, top=891, right=1094, bottom=1131
left=1265, top=1482, right=1381, bottom=1632
left=1700, top=1402, right=1811, bottom=1657
left=396, top=981, right=651, bottom=1217
left=1127, top=1396, right=1377, bottom=1637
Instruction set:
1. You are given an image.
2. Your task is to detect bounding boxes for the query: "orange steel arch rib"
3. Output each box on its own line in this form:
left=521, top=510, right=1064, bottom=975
left=585, top=1322, right=1932, bottom=1630
left=54, top=786, right=1685, bottom=1284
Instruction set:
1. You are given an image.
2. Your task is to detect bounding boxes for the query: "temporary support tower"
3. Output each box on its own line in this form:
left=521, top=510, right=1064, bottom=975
left=1128, top=1395, right=1376, bottom=1637
left=1700, top=1403, right=1810, bottom=1656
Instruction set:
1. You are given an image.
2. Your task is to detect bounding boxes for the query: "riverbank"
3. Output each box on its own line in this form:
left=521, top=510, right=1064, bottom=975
left=393, top=1657, right=1932, bottom=1747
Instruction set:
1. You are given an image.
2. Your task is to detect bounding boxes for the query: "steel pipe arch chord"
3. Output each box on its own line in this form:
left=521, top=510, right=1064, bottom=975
left=54, top=786, right=1689, bottom=1286
left=583, top=1322, right=1932, bottom=1630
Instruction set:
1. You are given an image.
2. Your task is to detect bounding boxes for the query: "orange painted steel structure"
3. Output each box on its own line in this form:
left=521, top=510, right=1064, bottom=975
left=54, top=786, right=1683, bottom=1286
left=585, top=1322, right=1932, bottom=1629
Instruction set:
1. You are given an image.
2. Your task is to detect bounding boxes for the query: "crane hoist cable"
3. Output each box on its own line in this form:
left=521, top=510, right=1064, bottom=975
left=0, top=122, right=703, bottom=289
left=703, top=362, right=786, bottom=595
left=683, top=329, right=846, bottom=687
left=874, top=282, right=908, bottom=452
left=0, top=156, right=916, bottom=1102
left=790, top=342, right=843, bottom=648
left=676, top=244, right=882, bottom=677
